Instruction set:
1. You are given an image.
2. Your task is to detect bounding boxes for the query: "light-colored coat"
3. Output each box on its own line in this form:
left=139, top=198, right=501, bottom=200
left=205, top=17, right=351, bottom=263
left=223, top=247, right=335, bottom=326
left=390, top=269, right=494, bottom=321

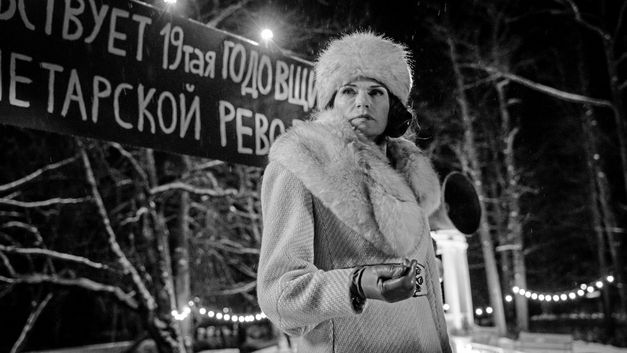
left=257, top=110, right=452, bottom=353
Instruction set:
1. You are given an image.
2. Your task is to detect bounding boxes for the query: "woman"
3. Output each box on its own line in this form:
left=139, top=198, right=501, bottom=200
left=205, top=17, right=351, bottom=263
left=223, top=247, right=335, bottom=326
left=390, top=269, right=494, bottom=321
left=257, top=32, right=451, bottom=353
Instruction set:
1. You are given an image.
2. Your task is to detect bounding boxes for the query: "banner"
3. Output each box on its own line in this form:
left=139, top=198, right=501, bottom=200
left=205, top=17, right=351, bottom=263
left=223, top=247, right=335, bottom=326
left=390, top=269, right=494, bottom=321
left=0, top=0, right=316, bottom=167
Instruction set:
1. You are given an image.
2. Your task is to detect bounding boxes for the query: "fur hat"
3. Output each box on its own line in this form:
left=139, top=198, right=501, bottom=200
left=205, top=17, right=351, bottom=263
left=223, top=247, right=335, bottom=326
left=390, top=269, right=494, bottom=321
left=315, top=32, right=413, bottom=109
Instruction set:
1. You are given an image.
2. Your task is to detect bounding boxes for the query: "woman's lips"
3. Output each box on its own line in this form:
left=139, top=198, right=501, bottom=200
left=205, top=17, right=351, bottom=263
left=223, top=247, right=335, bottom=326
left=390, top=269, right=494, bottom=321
left=350, top=114, right=372, bottom=125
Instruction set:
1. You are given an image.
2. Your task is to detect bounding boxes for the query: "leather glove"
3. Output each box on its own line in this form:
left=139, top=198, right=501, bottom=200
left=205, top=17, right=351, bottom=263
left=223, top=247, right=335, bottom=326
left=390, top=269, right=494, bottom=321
left=354, top=259, right=418, bottom=303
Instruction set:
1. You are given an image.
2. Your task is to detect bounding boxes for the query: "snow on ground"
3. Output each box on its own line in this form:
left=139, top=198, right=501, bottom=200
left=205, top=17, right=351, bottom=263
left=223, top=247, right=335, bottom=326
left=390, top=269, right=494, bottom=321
left=198, top=342, right=627, bottom=353
left=574, top=341, right=627, bottom=353
left=242, top=340, right=627, bottom=353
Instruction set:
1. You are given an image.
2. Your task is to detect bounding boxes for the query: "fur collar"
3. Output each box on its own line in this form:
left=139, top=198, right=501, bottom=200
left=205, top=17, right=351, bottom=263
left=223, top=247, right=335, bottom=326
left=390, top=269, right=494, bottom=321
left=269, top=110, right=441, bottom=257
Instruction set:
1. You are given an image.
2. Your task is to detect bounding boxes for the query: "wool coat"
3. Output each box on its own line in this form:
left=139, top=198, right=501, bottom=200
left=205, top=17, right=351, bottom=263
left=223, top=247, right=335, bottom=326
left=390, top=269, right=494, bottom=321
left=257, top=110, right=452, bottom=353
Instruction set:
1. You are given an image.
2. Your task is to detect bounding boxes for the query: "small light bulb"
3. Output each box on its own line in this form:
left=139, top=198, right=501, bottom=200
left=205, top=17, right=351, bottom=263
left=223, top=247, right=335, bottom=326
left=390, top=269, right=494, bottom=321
left=607, top=275, right=615, bottom=283
left=475, top=308, right=483, bottom=316
left=505, top=295, right=513, bottom=302
left=595, top=281, right=603, bottom=288
left=260, top=29, right=274, bottom=41
left=486, top=307, right=493, bottom=314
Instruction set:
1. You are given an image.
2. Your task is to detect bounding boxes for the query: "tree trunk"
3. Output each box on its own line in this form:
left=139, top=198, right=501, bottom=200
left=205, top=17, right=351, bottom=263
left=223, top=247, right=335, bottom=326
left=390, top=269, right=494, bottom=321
left=601, top=36, right=627, bottom=204
left=174, top=155, right=192, bottom=351
left=80, top=143, right=183, bottom=353
left=576, top=45, right=615, bottom=335
left=592, top=151, right=614, bottom=337
left=595, top=164, right=625, bottom=314
left=447, top=36, right=507, bottom=335
left=495, top=81, right=528, bottom=332
left=600, top=36, right=627, bottom=317
left=143, top=150, right=187, bottom=353
left=485, top=127, right=515, bottom=330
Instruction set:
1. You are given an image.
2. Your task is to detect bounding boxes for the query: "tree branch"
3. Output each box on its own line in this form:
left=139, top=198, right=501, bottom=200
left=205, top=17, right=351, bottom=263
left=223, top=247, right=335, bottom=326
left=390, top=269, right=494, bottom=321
left=0, top=245, right=110, bottom=271
left=205, top=281, right=256, bottom=296
left=205, top=0, right=252, bottom=28
left=0, top=197, right=90, bottom=208
left=78, top=140, right=156, bottom=311
left=461, top=64, right=614, bottom=108
left=202, top=238, right=260, bottom=255
left=108, top=143, right=149, bottom=185
left=0, top=250, right=16, bottom=276
left=190, top=160, right=224, bottom=171
left=0, top=221, right=43, bottom=245
left=10, top=292, right=53, bottom=353
left=120, top=207, right=149, bottom=226
left=558, top=0, right=610, bottom=39
left=0, top=274, right=138, bottom=309
left=228, top=205, right=260, bottom=220
left=150, top=182, right=238, bottom=197
left=615, top=0, right=627, bottom=39
left=0, top=156, right=78, bottom=193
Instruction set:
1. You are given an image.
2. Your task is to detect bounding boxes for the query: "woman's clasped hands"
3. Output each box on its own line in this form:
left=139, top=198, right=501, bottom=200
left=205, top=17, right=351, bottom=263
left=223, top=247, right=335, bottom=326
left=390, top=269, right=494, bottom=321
left=355, top=258, right=420, bottom=303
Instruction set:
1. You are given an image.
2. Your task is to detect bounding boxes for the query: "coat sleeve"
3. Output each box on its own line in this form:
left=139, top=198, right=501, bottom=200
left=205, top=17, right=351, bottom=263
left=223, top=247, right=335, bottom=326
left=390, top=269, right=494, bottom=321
left=257, top=161, right=360, bottom=336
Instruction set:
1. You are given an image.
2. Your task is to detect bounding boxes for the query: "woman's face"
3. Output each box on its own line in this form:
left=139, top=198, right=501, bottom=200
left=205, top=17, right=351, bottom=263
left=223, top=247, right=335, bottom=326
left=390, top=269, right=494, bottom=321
left=333, top=79, right=389, bottom=141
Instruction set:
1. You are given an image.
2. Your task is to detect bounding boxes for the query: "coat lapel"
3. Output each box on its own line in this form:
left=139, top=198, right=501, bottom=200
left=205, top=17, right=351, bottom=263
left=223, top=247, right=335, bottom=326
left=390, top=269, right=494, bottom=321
left=269, top=110, right=441, bottom=257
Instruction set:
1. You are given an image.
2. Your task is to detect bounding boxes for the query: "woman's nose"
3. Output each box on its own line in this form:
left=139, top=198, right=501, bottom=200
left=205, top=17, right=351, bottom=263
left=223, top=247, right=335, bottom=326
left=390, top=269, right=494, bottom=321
left=355, top=90, right=370, bottom=108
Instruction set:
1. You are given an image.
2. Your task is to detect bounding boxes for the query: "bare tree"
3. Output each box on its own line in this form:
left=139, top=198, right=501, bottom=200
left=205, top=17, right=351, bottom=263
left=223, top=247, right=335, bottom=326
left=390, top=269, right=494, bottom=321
left=462, top=0, right=627, bottom=319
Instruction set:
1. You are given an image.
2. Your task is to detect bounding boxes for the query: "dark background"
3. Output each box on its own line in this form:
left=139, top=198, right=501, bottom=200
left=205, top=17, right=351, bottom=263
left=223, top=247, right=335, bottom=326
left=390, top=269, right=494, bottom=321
left=1, top=0, right=625, bottom=351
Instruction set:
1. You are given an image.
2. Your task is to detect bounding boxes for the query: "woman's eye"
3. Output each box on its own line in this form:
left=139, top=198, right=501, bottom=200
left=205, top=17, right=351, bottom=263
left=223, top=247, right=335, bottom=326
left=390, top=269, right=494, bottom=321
left=340, top=87, right=356, bottom=95
left=369, top=89, right=385, bottom=96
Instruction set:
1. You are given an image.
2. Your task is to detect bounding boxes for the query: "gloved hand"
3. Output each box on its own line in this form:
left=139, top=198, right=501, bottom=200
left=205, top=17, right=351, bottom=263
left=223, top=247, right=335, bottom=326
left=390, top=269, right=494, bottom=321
left=354, top=259, right=418, bottom=303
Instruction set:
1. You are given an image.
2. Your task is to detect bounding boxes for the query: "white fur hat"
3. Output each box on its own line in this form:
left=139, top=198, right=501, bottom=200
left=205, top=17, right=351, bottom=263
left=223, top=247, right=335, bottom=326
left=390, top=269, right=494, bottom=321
left=315, top=31, right=413, bottom=109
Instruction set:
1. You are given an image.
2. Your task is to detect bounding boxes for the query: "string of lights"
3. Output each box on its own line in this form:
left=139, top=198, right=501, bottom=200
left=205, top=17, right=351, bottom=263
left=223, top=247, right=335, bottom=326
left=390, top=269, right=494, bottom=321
left=173, top=275, right=615, bottom=321
left=457, top=274, right=617, bottom=318
left=171, top=300, right=267, bottom=323
left=506, top=275, right=615, bottom=304
left=443, top=303, right=494, bottom=317
left=474, top=306, right=494, bottom=317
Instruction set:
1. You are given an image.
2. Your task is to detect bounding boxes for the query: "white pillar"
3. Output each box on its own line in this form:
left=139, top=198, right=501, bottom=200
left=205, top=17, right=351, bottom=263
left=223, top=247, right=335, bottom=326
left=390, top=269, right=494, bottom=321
left=432, top=229, right=474, bottom=334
